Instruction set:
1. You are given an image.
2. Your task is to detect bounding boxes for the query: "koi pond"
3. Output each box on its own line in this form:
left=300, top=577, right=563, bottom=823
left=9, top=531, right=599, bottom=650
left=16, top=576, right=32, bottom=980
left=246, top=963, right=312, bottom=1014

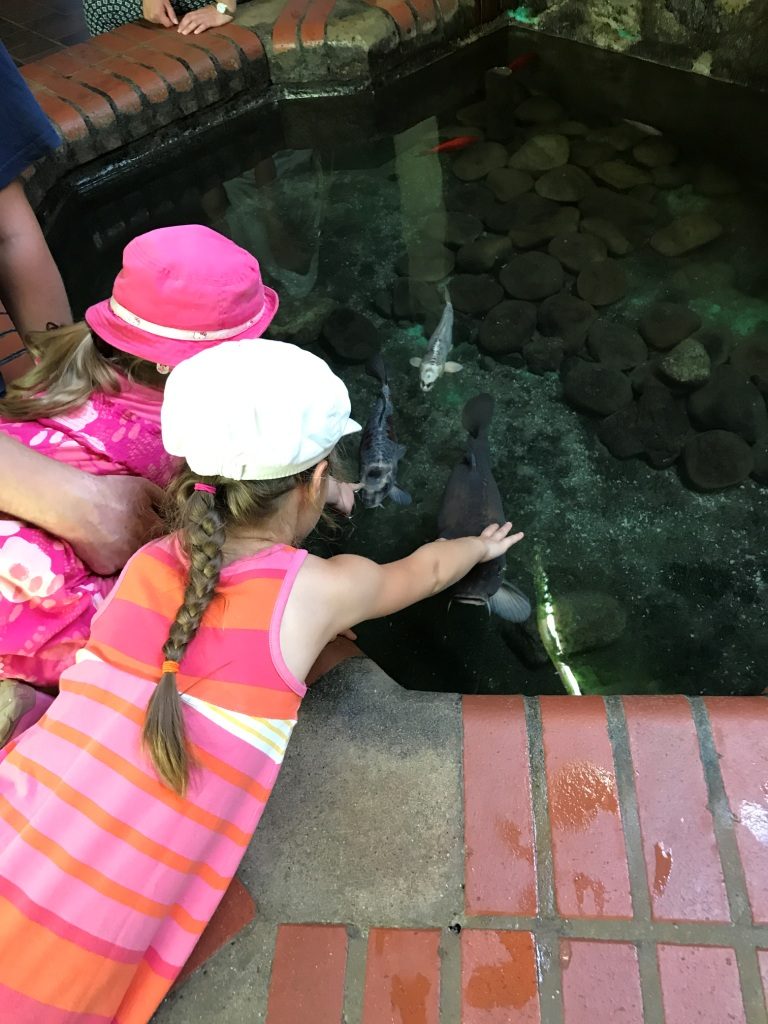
left=47, top=32, right=768, bottom=697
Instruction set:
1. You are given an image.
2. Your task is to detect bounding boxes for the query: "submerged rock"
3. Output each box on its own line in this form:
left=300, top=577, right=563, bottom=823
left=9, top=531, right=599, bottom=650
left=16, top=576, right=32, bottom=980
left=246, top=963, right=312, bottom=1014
left=509, top=133, right=569, bottom=173
left=591, top=122, right=645, bottom=152
left=446, top=182, right=495, bottom=219
left=587, top=321, right=647, bottom=370
left=484, top=192, right=559, bottom=233
left=515, top=96, right=563, bottom=124
left=553, top=120, right=588, bottom=137
left=580, top=187, right=655, bottom=231
left=421, top=211, right=483, bottom=249
left=752, top=441, right=768, bottom=485
left=633, top=137, right=678, bottom=168
left=694, top=326, right=733, bottom=368
left=452, top=141, right=508, bottom=181
left=598, top=387, right=691, bottom=467
left=562, top=360, right=633, bottom=416
left=598, top=403, right=644, bottom=459
left=535, top=164, right=593, bottom=202
left=392, top=278, right=443, bottom=321
left=478, top=299, right=537, bottom=356
left=576, top=259, right=627, bottom=306
left=637, top=387, right=692, bottom=467
left=395, top=242, right=454, bottom=282
left=449, top=273, right=504, bottom=314
left=555, top=591, right=627, bottom=655
left=629, top=183, right=657, bottom=205
left=270, top=293, right=337, bottom=345
left=593, top=160, right=651, bottom=190
left=639, top=303, right=701, bottom=350
left=508, top=206, right=580, bottom=249
left=580, top=216, right=632, bottom=256
left=322, top=308, right=381, bottom=363
left=538, top=292, right=596, bottom=353
left=684, top=430, right=753, bottom=491
left=456, top=234, right=512, bottom=273
left=731, top=331, right=768, bottom=393
left=486, top=167, right=533, bottom=203
left=569, top=139, right=615, bottom=168
left=659, top=338, right=711, bottom=387
left=650, top=214, right=723, bottom=256
left=499, top=252, right=564, bottom=301
left=687, top=366, right=768, bottom=444
left=548, top=232, right=607, bottom=273
left=524, top=335, right=565, bottom=374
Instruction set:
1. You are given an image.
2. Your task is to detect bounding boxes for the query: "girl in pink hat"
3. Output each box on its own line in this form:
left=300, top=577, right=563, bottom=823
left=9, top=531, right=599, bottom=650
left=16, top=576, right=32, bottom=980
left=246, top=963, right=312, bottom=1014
left=0, top=224, right=352, bottom=746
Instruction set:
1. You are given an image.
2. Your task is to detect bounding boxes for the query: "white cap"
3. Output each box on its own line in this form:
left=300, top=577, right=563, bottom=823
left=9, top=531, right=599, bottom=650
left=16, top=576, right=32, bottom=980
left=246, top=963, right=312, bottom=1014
left=161, top=339, right=361, bottom=480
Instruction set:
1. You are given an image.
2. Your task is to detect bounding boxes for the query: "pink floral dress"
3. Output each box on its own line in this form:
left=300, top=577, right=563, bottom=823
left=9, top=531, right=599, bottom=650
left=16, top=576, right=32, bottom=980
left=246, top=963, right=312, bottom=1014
left=0, top=379, right=179, bottom=687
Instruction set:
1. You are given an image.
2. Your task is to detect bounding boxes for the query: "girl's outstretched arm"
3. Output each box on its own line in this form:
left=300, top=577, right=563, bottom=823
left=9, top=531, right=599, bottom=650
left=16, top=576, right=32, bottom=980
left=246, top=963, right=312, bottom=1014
left=321, top=522, right=524, bottom=635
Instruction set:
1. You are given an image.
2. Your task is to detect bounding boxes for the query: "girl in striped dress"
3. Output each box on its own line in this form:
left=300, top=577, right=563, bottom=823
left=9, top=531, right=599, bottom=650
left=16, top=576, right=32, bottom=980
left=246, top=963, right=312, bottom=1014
left=0, top=339, right=524, bottom=1023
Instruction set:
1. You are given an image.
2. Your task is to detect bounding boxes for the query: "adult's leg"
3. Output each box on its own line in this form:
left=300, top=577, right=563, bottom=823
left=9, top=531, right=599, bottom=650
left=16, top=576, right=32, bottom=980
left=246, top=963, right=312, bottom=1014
left=0, top=179, right=71, bottom=337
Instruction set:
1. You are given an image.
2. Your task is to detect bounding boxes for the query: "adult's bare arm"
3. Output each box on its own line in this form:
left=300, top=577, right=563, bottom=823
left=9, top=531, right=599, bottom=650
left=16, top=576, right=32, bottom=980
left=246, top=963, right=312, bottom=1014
left=0, top=433, right=163, bottom=575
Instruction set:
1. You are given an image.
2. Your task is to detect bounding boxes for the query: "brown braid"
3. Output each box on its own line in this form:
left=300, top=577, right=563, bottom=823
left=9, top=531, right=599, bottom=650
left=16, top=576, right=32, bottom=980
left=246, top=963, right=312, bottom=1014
left=142, top=488, right=225, bottom=795
left=143, top=450, right=346, bottom=795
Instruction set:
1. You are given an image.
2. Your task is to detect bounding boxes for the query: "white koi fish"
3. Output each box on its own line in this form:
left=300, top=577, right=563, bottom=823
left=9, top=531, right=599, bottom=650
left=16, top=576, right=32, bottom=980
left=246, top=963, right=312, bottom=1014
left=409, top=290, right=462, bottom=392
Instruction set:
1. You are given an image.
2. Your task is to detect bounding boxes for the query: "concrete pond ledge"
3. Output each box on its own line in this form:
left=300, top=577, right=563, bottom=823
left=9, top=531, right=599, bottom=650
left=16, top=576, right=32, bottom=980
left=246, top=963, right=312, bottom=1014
left=154, top=655, right=768, bottom=1023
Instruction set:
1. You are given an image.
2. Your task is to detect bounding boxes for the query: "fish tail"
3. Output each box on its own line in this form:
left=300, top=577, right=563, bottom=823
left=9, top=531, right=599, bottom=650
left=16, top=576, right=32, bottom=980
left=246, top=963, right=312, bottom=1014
left=462, top=393, right=495, bottom=438
left=366, top=352, right=388, bottom=384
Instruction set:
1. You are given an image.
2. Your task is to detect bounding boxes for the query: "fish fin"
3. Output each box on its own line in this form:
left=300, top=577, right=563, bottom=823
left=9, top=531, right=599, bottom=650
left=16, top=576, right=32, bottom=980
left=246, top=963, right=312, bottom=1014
left=395, top=443, right=407, bottom=459
left=623, top=117, right=662, bottom=136
left=444, top=361, right=463, bottom=374
left=366, top=352, right=387, bottom=383
left=389, top=485, right=412, bottom=506
left=462, top=393, right=494, bottom=437
left=489, top=582, right=532, bottom=623
left=409, top=357, right=423, bottom=368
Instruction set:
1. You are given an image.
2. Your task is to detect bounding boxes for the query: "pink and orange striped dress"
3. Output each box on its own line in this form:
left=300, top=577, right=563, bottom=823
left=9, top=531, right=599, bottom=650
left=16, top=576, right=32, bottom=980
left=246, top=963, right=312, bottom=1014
left=0, top=535, right=308, bottom=1023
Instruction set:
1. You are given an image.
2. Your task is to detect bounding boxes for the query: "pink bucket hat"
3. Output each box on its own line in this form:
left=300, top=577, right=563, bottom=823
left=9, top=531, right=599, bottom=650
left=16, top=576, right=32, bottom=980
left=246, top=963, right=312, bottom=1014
left=85, top=225, right=278, bottom=367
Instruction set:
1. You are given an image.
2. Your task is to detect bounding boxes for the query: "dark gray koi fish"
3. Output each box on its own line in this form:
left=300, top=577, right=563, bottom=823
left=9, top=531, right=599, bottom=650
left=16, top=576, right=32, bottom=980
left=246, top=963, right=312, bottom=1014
left=438, top=393, right=531, bottom=622
left=358, top=353, right=412, bottom=509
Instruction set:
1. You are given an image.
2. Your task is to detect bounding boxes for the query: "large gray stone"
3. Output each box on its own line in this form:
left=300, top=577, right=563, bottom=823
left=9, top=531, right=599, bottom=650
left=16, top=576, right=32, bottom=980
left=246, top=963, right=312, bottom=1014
left=651, top=214, right=723, bottom=257
left=684, top=431, right=753, bottom=492
left=563, top=360, right=633, bottom=416
left=510, top=133, right=570, bottom=172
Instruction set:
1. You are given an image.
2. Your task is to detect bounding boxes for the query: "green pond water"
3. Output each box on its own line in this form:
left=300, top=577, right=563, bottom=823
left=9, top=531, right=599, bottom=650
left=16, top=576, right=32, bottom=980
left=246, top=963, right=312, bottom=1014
left=54, top=57, right=768, bottom=697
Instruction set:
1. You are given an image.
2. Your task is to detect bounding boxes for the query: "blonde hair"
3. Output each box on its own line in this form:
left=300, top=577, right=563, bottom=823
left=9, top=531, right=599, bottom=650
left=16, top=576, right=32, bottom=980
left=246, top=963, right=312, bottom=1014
left=0, top=322, right=165, bottom=422
left=143, top=455, right=340, bottom=795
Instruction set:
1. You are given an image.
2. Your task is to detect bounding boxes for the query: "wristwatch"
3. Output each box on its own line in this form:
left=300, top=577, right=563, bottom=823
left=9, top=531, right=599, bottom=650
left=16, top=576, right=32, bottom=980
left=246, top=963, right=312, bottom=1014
left=214, top=2, right=233, bottom=14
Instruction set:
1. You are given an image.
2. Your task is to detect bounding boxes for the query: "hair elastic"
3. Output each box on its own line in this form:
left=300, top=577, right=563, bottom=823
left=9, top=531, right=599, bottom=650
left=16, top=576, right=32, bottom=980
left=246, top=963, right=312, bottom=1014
left=161, top=660, right=180, bottom=675
left=194, top=483, right=217, bottom=495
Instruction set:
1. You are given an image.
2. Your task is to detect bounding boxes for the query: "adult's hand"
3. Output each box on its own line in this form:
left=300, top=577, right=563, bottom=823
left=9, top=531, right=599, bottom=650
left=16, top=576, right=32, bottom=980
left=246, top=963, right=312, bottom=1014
left=68, top=474, right=164, bottom=576
left=142, top=0, right=178, bottom=26
left=178, top=4, right=233, bottom=34
left=0, top=434, right=164, bottom=577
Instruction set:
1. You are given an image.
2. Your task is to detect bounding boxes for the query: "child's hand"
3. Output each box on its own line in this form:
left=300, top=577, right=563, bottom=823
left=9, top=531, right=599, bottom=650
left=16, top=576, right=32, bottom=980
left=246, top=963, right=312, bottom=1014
left=478, top=522, right=524, bottom=562
left=326, top=478, right=360, bottom=517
